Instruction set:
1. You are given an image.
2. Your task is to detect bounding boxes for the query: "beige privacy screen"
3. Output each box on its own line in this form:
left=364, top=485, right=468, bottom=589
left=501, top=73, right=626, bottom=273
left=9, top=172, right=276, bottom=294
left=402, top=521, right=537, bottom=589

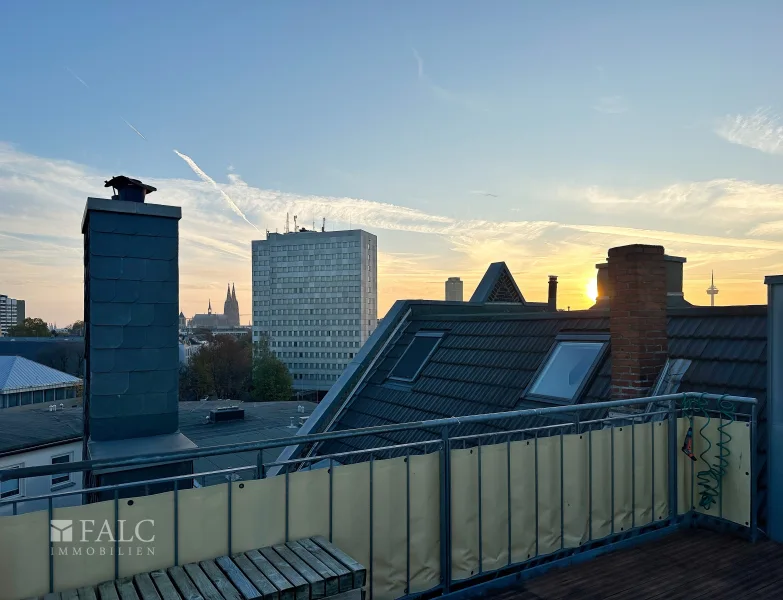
left=449, top=422, right=669, bottom=580
left=0, top=418, right=751, bottom=600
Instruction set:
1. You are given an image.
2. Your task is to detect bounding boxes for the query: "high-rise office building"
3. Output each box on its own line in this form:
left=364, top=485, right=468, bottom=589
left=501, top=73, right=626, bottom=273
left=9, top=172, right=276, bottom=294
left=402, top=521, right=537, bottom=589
left=0, top=295, right=23, bottom=335
left=251, top=228, right=378, bottom=391
left=445, top=277, right=464, bottom=302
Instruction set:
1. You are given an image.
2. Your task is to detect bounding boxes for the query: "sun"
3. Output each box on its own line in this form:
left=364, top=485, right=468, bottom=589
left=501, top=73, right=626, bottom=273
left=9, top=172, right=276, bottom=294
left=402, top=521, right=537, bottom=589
left=586, top=279, right=598, bottom=303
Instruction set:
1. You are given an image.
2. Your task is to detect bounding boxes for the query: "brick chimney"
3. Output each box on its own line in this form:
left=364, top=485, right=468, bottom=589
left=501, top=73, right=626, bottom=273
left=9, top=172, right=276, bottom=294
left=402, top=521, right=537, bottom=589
left=608, top=244, right=668, bottom=399
left=547, top=275, right=558, bottom=312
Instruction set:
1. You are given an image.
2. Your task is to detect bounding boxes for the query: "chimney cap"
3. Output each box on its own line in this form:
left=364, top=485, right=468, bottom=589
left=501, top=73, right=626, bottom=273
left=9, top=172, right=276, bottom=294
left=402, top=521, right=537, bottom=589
left=104, top=176, right=157, bottom=195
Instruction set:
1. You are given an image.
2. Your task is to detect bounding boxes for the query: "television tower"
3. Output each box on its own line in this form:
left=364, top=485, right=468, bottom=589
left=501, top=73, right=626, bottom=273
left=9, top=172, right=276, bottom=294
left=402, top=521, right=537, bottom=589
left=706, top=271, right=719, bottom=307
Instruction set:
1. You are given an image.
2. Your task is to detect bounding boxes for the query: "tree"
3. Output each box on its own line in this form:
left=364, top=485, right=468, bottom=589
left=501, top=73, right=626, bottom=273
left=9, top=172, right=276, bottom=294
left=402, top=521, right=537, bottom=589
left=7, top=317, right=51, bottom=338
left=179, top=363, right=202, bottom=402
left=251, top=337, right=293, bottom=402
left=69, top=320, right=85, bottom=336
left=184, top=335, right=253, bottom=401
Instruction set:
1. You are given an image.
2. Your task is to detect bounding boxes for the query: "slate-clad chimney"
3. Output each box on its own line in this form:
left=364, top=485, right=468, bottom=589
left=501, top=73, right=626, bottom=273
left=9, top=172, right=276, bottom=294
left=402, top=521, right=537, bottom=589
left=82, top=177, right=195, bottom=497
left=608, top=244, right=668, bottom=400
left=547, top=275, right=558, bottom=312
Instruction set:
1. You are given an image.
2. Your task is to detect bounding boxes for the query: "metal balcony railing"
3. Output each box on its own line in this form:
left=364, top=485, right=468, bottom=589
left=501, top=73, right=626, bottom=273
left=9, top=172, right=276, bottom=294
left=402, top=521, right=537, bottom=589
left=0, top=392, right=760, bottom=600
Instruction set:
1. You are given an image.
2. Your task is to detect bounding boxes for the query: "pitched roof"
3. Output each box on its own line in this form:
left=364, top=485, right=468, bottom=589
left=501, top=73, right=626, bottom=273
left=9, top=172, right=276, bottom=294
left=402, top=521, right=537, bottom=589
left=294, top=302, right=766, bottom=460
left=470, top=262, right=528, bottom=303
left=0, top=356, right=81, bottom=393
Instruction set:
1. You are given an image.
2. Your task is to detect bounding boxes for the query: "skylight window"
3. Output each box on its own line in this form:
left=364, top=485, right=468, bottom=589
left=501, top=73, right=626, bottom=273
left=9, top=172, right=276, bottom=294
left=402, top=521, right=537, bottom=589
left=388, top=332, right=443, bottom=382
left=526, top=340, right=605, bottom=404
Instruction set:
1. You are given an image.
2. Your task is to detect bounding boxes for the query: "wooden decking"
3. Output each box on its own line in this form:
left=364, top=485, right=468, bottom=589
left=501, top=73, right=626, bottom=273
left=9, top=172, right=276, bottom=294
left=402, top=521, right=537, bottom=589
left=36, top=537, right=365, bottom=600
left=492, top=529, right=783, bottom=600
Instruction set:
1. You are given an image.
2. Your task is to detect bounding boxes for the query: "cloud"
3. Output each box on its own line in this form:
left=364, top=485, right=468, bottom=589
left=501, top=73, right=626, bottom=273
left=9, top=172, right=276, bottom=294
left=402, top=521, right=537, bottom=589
left=1, top=143, right=781, bottom=323
left=469, top=190, right=498, bottom=198
left=748, top=220, right=783, bottom=236
left=715, top=107, right=783, bottom=154
left=575, top=179, right=783, bottom=221
left=411, top=48, right=486, bottom=112
left=566, top=223, right=783, bottom=252
left=593, top=95, right=628, bottom=115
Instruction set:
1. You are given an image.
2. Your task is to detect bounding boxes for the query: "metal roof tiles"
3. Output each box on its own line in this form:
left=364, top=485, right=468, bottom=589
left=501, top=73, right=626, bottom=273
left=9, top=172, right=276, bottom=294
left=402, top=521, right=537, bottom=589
left=313, top=302, right=767, bottom=459
left=0, top=356, right=81, bottom=393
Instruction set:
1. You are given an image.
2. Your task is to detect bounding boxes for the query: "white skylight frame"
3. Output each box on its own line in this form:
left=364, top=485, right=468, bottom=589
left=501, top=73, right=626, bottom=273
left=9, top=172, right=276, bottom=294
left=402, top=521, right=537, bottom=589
left=524, top=334, right=609, bottom=405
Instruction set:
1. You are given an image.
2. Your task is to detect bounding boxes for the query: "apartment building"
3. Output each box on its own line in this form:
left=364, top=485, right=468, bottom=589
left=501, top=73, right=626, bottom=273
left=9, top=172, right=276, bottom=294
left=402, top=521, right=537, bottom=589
left=0, top=295, right=24, bottom=335
left=252, top=228, right=378, bottom=391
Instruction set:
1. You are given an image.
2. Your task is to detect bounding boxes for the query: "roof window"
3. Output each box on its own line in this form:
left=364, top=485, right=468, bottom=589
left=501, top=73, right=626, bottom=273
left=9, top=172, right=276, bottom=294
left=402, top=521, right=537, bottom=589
left=651, top=358, right=692, bottom=396
left=388, top=332, right=443, bottom=382
left=525, top=336, right=607, bottom=404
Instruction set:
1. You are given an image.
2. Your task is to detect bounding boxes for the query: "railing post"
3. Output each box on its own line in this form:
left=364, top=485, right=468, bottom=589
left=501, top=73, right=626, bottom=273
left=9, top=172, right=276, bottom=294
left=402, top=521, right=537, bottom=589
left=668, top=398, right=678, bottom=521
left=751, top=402, right=759, bottom=541
left=439, top=426, right=452, bottom=593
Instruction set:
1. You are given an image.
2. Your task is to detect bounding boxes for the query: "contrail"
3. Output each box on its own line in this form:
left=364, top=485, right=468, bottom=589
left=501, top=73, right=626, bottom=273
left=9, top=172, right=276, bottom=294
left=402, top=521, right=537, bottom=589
left=65, top=66, right=89, bottom=89
left=412, top=48, right=425, bottom=79
left=64, top=64, right=259, bottom=230
left=65, top=66, right=146, bottom=141
left=121, top=118, right=147, bottom=140
left=173, top=149, right=260, bottom=231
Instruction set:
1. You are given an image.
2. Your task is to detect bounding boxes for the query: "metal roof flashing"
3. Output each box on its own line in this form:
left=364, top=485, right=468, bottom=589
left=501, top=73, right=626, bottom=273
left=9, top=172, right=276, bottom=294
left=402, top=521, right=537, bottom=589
left=81, top=197, right=182, bottom=233
left=87, top=432, right=197, bottom=474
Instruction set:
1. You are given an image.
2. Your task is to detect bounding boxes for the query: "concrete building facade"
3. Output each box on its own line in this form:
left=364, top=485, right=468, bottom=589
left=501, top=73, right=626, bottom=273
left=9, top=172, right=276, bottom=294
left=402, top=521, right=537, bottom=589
left=445, top=277, right=464, bottom=302
left=252, top=229, right=378, bottom=391
left=0, top=295, right=24, bottom=335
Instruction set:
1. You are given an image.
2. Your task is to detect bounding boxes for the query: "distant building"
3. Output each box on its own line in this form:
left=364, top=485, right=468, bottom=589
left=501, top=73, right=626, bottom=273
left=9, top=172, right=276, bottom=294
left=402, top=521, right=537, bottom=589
left=0, top=356, right=81, bottom=409
left=178, top=339, right=203, bottom=365
left=179, top=312, right=187, bottom=329
left=189, top=284, right=241, bottom=329
left=0, top=295, right=24, bottom=335
left=445, top=277, right=464, bottom=302
left=252, top=227, right=378, bottom=391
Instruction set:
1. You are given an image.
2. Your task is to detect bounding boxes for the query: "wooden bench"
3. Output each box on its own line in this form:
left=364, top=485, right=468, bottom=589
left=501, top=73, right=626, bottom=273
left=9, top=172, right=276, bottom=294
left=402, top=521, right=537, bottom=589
left=31, top=537, right=366, bottom=600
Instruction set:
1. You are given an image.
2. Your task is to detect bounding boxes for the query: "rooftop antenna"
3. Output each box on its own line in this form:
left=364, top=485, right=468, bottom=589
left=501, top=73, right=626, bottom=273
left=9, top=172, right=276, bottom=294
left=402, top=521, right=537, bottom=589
left=322, top=217, right=325, bottom=232
left=707, top=270, right=719, bottom=307
left=285, top=213, right=290, bottom=234
left=293, top=215, right=298, bottom=231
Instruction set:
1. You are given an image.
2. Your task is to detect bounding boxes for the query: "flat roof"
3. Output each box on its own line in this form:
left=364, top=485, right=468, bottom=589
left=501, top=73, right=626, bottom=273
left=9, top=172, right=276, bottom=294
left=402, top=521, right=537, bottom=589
left=0, top=401, right=316, bottom=474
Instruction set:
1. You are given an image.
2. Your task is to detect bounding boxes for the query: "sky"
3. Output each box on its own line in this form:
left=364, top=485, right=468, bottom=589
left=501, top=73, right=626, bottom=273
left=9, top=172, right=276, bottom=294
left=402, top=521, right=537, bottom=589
left=2, top=1, right=783, bottom=326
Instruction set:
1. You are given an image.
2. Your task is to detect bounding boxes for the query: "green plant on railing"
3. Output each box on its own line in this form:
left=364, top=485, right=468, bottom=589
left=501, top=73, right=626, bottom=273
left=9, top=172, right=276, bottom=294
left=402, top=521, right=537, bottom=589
left=681, top=393, right=736, bottom=510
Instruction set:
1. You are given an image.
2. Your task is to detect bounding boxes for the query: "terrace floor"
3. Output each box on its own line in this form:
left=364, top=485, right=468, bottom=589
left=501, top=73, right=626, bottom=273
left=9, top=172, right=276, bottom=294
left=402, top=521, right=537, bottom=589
left=490, top=529, right=783, bottom=600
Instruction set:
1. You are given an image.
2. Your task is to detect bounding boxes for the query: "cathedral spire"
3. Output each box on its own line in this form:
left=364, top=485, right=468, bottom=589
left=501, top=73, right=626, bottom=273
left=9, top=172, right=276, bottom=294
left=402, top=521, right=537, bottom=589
left=232, top=283, right=237, bottom=303
left=225, top=283, right=232, bottom=302
left=208, top=299, right=212, bottom=315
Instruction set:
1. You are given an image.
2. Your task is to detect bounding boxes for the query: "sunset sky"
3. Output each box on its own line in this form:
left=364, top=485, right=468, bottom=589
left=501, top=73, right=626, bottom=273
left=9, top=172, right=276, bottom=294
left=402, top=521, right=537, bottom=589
left=2, top=2, right=783, bottom=325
